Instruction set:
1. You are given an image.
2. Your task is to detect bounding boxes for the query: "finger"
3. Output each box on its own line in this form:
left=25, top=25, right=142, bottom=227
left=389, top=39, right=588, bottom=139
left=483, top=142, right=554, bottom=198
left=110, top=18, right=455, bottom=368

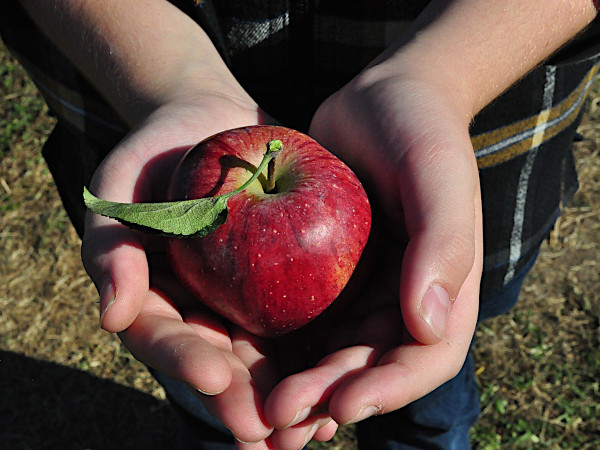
left=183, top=308, right=234, bottom=353
left=265, top=345, right=378, bottom=430
left=326, top=340, right=468, bottom=425
left=236, top=439, right=272, bottom=450
left=149, top=320, right=276, bottom=444
left=264, top=305, right=404, bottom=431
left=200, top=352, right=274, bottom=444
left=121, top=291, right=273, bottom=443
left=327, top=265, right=481, bottom=425
left=177, top=323, right=277, bottom=444
left=397, top=127, right=480, bottom=344
left=230, top=328, right=279, bottom=395
left=82, top=218, right=149, bottom=333
left=312, top=419, right=338, bottom=442
left=82, top=141, right=155, bottom=332
left=268, top=415, right=333, bottom=450
left=119, top=289, right=232, bottom=395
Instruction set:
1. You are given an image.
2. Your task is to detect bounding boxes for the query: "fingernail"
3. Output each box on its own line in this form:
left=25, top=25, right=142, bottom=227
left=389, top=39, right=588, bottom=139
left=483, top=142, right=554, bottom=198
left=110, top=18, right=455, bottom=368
left=99, top=279, right=116, bottom=329
left=303, top=423, right=319, bottom=447
left=344, top=405, right=380, bottom=425
left=284, top=406, right=312, bottom=428
left=419, top=285, right=451, bottom=339
left=187, top=381, right=223, bottom=397
left=196, top=387, right=221, bottom=396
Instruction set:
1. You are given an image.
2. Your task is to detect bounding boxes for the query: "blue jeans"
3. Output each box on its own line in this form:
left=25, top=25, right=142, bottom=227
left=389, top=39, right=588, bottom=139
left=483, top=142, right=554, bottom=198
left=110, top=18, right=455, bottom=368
left=156, top=252, right=539, bottom=450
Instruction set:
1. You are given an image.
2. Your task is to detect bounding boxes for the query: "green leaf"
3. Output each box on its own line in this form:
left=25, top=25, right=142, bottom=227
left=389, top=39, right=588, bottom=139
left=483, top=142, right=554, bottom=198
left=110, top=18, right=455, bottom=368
left=83, top=187, right=229, bottom=237
left=83, top=140, right=283, bottom=238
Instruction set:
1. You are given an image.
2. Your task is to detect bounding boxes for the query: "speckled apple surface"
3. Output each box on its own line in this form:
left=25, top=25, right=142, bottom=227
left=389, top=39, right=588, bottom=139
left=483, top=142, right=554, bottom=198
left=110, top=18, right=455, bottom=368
left=167, top=125, right=371, bottom=337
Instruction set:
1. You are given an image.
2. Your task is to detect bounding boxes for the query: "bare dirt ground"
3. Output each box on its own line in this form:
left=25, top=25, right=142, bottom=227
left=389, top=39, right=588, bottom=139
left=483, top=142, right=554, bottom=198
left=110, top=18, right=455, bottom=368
left=1, top=42, right=598, bottom=449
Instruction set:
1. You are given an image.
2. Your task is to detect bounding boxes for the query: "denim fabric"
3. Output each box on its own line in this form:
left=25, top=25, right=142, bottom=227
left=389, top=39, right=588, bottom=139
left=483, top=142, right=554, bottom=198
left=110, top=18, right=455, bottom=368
left=354, top=352, right=479, bottom=450
left=158, top=251, right=539, bottom=450
left=353, top=250, right=539, bottom=450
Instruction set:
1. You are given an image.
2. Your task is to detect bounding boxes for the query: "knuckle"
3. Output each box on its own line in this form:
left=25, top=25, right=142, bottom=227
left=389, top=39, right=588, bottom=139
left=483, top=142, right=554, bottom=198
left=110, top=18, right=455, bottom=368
left=436, top=230, right=476, bottom=281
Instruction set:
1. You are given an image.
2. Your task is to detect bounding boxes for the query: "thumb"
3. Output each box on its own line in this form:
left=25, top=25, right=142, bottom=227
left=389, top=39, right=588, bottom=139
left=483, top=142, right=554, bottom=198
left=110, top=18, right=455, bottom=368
left=80, top=141, right=154, bottom=333
left=397, top=129, right=481, bottom=344
left=82, top=215, right=149, bottom=333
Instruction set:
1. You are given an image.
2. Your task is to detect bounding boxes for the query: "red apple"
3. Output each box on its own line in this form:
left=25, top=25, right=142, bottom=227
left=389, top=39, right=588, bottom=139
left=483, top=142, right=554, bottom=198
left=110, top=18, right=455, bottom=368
left=166, top=125, right=371, bottom=337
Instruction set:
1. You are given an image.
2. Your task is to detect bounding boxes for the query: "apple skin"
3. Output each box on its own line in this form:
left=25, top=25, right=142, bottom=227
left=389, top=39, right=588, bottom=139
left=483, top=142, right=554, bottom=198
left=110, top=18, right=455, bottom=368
left=166, top=125, right=371, bottom=337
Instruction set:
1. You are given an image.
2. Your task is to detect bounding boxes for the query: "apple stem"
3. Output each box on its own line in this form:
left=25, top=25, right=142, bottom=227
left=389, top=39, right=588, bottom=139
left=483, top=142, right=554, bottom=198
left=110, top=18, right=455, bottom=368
left=267, top=158, right=276, bottom=193
left=223, top=139, right=283, bottom=199
left=265, top=139, right=282, bottom=193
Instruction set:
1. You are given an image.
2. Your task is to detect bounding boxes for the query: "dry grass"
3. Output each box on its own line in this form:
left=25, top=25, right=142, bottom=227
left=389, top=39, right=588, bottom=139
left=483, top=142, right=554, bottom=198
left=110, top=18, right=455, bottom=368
left=1, top=41, right=598, bottom=449
left=471, top=79, right=600, bottom=448
left=0, top=44, right=178, bottom=449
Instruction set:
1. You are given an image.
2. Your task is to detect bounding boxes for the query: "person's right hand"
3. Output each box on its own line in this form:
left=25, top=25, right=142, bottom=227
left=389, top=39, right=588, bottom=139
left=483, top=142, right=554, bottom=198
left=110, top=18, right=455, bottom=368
left=82, top=91, right=350, bottom=448
left=81, top=93, right=286, bottom=445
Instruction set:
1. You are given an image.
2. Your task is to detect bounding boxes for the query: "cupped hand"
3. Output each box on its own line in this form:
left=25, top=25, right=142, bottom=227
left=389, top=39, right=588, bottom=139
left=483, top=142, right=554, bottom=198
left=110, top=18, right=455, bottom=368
left=81, top=67, right=483, bottom=447
left=262, top=64, right=484, bottom=435
left=80, top=93, right=365, bottom=448
left=81, top=94, right=292, bottom=446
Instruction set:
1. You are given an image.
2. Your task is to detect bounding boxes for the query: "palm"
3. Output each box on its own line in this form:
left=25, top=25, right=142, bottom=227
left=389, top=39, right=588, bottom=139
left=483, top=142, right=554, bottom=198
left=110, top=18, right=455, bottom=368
left=261, top=74, right=483, bottom=429
left=82, top=98, right=286, bottom=442
left=82, top=97, right=345, bottom=447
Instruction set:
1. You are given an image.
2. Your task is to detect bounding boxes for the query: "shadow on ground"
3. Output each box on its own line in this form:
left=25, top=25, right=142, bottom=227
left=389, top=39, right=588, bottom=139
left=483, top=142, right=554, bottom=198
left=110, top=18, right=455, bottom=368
left=0, top=350, right=180, bottom=449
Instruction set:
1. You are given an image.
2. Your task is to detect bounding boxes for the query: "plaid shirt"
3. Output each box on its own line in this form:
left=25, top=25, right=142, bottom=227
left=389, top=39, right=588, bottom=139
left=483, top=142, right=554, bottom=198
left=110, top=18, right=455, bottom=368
left=2, top=0, right=599, bottom=299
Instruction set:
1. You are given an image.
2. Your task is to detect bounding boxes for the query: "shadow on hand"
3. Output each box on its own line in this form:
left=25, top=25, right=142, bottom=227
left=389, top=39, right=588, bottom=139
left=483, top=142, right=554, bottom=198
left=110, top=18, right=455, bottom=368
left=134, top=141, right=264, bottom=202
left=0, top=350, right=181, bottom=449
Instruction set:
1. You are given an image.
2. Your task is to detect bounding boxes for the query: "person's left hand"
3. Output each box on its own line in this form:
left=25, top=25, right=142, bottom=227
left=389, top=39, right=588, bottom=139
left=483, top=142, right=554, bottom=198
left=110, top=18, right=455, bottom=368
left=260, top=57, right=484, bottom=440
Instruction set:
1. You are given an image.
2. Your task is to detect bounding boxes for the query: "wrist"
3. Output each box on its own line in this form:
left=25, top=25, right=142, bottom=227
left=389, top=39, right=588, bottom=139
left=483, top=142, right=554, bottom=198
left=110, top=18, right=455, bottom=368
left=19, top=0, right=257, bottom=128
left=350, top=55, right=474, bottom=131
left=105, top=32, right=256, bottom=126
left=361, top=0, right=598, bottom=119
left=138, top=65, right=259, bottom=125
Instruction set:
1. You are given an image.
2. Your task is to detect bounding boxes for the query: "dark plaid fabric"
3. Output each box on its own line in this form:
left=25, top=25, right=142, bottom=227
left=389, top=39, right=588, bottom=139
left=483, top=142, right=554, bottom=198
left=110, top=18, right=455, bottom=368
left=178, top=0, right=432, bottom=129
left=474, top=62, right=598, bottom=297
left=1, top=0, right=599, bottom=297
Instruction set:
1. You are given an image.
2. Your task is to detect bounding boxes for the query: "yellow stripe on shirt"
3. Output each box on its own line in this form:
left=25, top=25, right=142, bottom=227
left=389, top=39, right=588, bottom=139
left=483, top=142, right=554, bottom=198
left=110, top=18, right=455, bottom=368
left=473, top=63, right=599, bottom=169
